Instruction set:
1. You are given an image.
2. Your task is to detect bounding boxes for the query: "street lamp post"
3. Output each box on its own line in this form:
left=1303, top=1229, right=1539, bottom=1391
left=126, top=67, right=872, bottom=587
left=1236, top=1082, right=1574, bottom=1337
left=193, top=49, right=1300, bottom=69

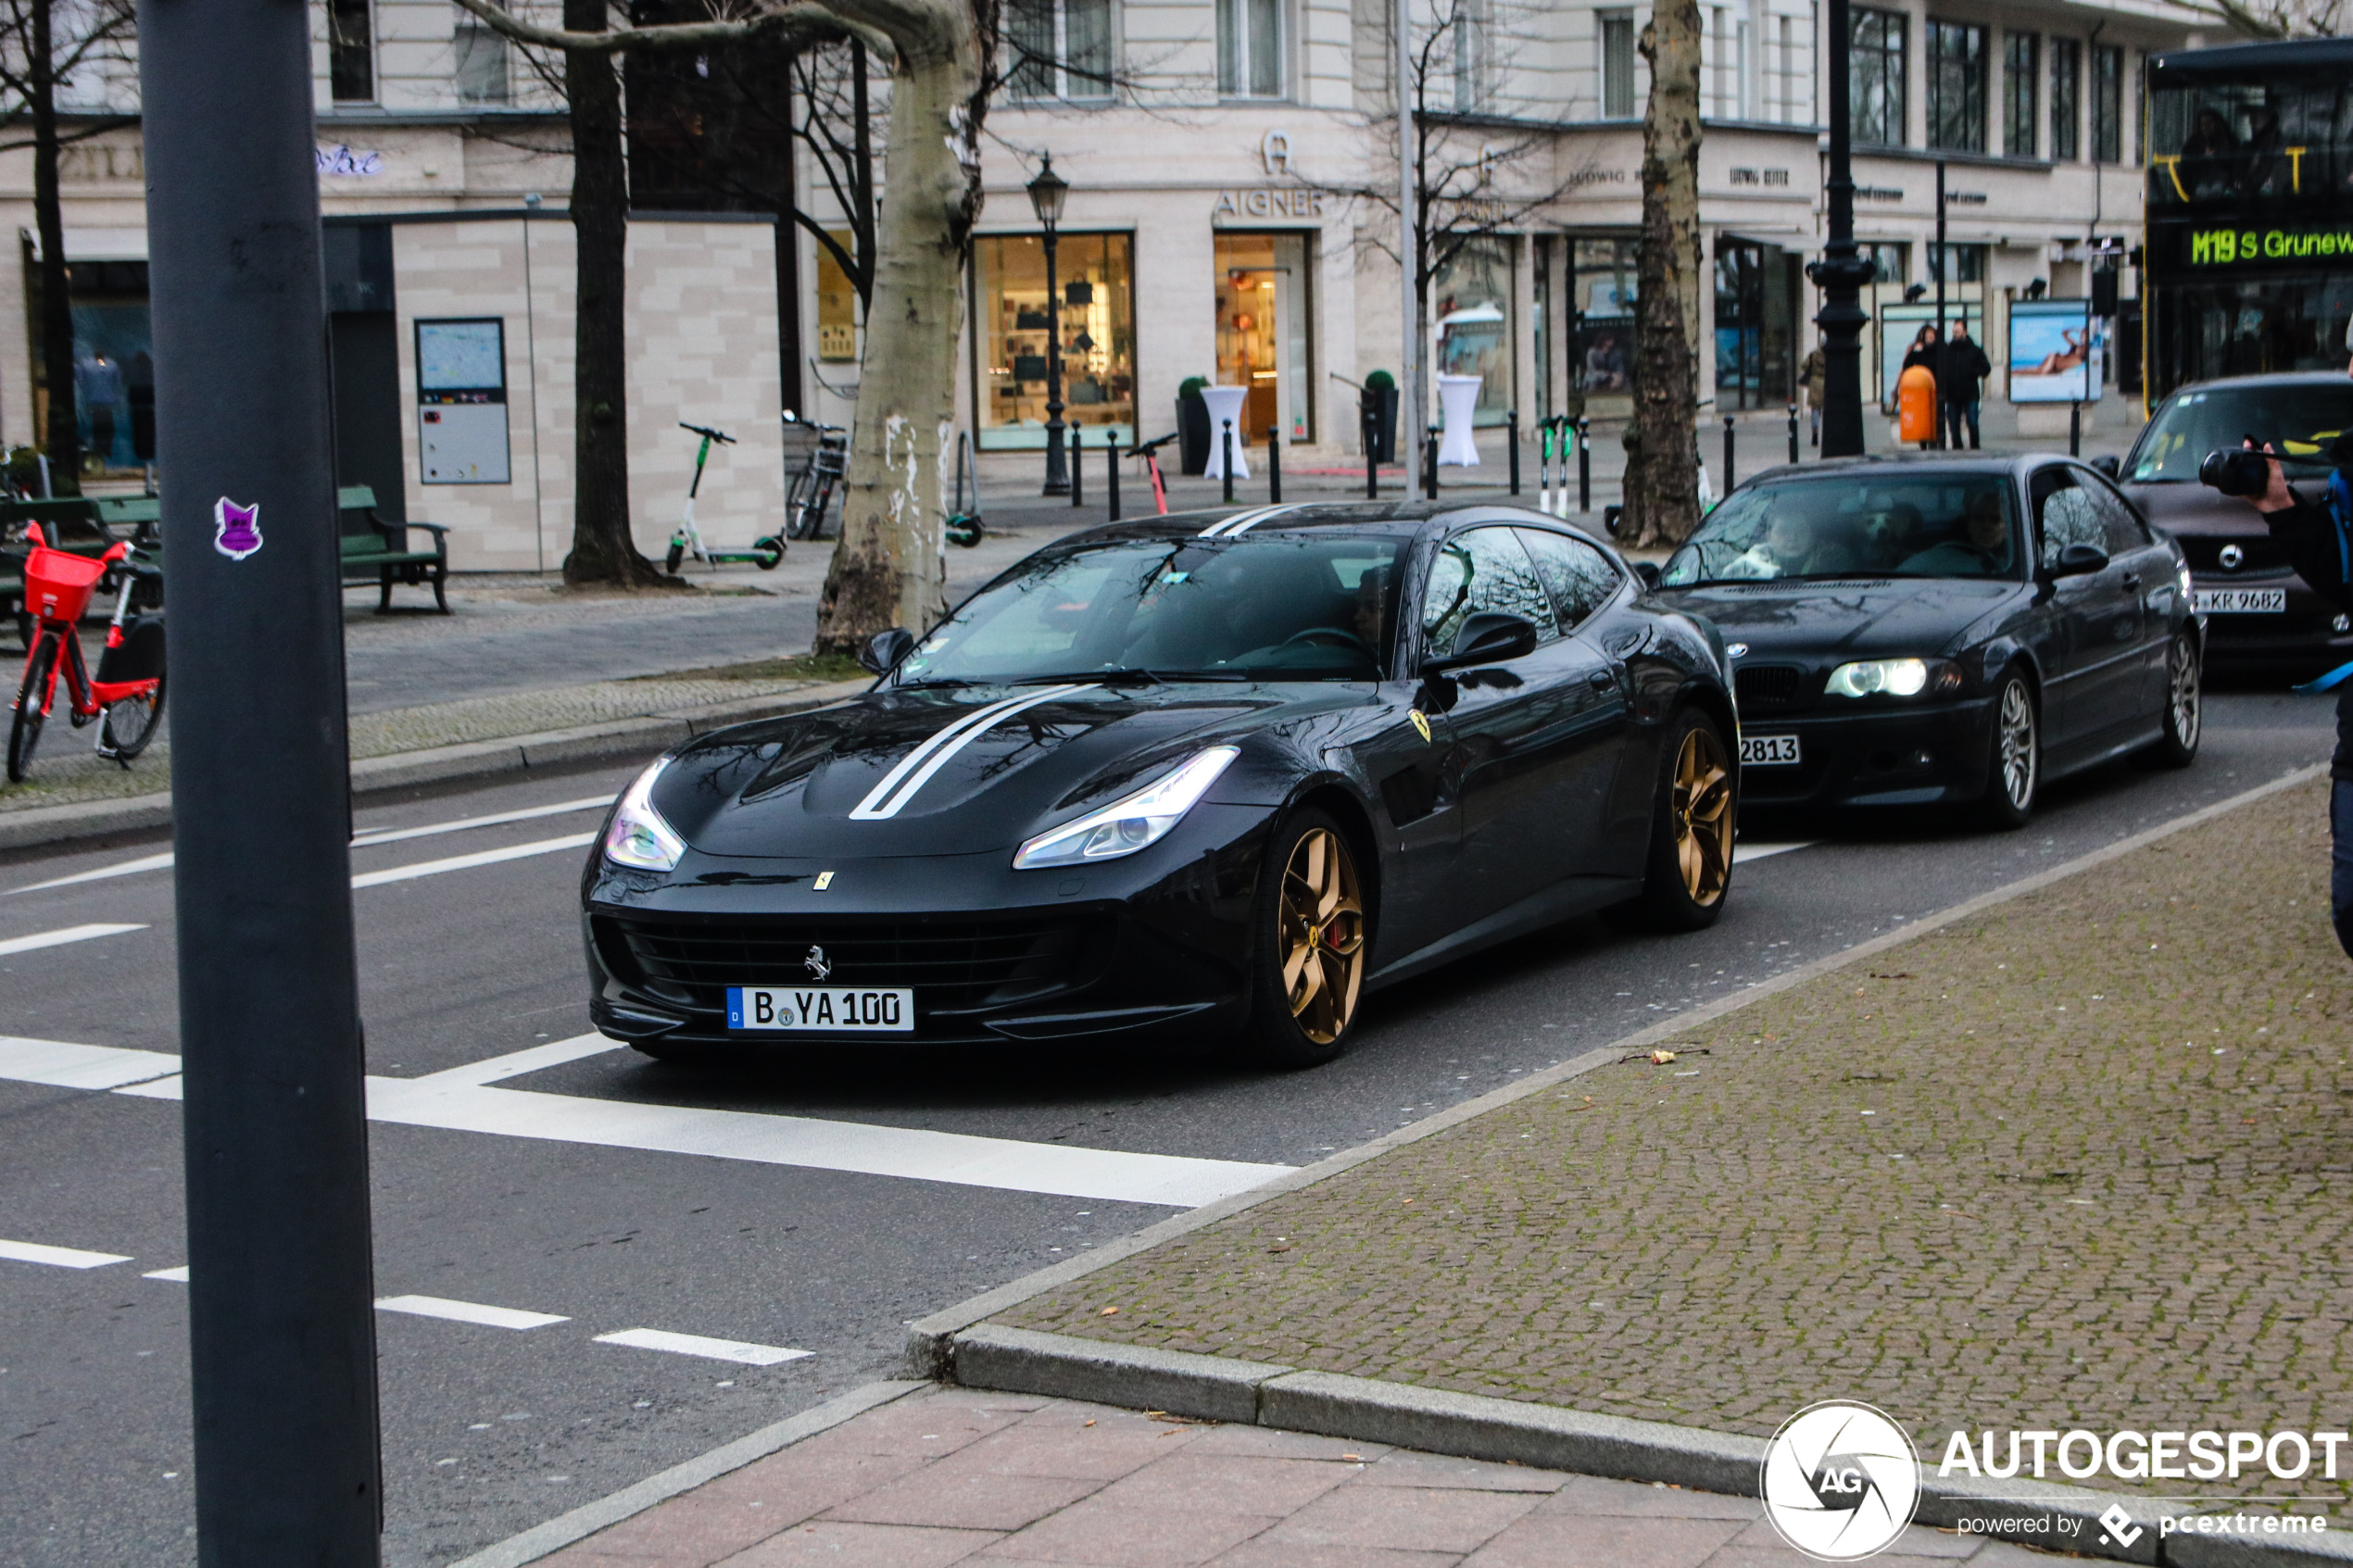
left=1028, top=157, right=1071, bottom=496
left=1806, top=0, right=1877, bottom=458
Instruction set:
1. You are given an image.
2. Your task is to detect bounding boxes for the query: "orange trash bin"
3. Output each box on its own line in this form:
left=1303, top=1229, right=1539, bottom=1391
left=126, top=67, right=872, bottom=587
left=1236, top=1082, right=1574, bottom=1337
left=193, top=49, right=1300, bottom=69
left=1898, top=364, right=1939, bottom=445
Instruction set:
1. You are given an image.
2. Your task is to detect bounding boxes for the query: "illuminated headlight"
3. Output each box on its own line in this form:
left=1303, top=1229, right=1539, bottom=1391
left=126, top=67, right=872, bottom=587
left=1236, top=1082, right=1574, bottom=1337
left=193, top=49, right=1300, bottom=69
left=1013, top=747, right=1239, bottom=870
left=1824, top=658, right=1963, bottom=698
left=603, top=757, right=687, bottom=871
left=2178, top=560, right=2194, bottom=598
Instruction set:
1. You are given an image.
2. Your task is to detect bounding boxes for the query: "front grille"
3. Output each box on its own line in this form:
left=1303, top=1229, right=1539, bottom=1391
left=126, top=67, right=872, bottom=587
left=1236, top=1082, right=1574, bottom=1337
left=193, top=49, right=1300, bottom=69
left=600, top=912, right=1099, bottom=1017
left=2182, top=535, right=2288, bottom=574
left=1735, top=664, right=1808, bottom=713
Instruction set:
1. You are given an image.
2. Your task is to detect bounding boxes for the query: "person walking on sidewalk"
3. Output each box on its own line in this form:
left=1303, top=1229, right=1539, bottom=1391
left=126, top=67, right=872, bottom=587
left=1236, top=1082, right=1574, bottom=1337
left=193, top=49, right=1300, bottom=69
left=1800, top=344, right=1826, bottom=447
left=1938, top=323, right=1991, bottom=450
left=2245, top=319, right=2353, bottom=958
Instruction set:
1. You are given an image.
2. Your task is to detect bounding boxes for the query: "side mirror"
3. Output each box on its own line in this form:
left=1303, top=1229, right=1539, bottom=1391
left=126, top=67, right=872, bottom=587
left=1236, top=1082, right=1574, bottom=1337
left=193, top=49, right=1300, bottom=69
left=1424, top=611, right=1540, bottom=674
left=2090, top=455, right=2120, bottom=479
left=860, top=627, right=915, bottom=675
left=1603, top=505, right=1625, bottom=537
left=1632, top=560, right=1662, bottom=590
left=2048, top=542, right=2109, bottom=579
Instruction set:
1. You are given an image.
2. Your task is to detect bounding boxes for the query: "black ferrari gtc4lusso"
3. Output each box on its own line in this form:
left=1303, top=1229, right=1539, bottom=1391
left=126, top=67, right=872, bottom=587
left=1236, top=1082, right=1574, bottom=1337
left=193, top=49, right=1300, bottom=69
left=583, top=501, right=1738, bottom=1068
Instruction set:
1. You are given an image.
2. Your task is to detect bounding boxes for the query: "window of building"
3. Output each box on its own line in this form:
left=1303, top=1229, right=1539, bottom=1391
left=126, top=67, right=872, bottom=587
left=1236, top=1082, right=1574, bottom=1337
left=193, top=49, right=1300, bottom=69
left=1435, top=237, right=1516, bottom=425
left=1860, top=241, right=1908, bottom=287
left=1850, top=8, right=1906, bottom=146
left=2049, top=36, right=2080, bottom=160
left=1600, top=10, right=1635, bottom=118
left=1571, top=235, right=1639, bottom=399
left=1009, top=0, right=1114, bottom=102
left=2092, top=42, right=2122, bottom=162
left=453, top=0, right=510, bottom=105
left=975, top=232, right=1135, bottom=451
left=329, top=0, right=373, bottom=102
left=1453, top=0, right=1492, bottom=111
left=2003, top=31, right=2037, bottom=157
left=1926, top=242, right=1986, bottom=283
left=1215, top=232, right=1315, bottom=443
left=1774, top=14, right=1793, bottom=122
left=1217, top=0, right=1284, bottom=98
left=1926, top=20, right=1985, bottom=152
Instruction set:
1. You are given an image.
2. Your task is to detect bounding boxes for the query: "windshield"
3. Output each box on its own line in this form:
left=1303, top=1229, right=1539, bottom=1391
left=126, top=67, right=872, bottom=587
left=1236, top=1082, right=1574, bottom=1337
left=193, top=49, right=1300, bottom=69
left=2128, top=383, right=2353, bottom=481
left=896, top=534, right=1406, bottom=685
left=1658, top=474, right=2021, bottom=585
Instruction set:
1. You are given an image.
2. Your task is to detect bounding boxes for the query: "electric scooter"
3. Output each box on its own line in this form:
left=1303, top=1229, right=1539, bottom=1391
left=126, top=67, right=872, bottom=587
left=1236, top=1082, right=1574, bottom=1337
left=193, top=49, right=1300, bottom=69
left=665, top=422, right=786, bottom=574
left=1126, top=431, right=1179, bottom=516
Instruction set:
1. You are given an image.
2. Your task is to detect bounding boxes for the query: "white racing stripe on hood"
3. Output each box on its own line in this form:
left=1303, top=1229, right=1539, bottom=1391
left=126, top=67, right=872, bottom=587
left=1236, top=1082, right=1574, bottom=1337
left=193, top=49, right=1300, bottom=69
left=1196, top=502, right=1311, bottom=538
left=849, top=684, right=1101, bottom=821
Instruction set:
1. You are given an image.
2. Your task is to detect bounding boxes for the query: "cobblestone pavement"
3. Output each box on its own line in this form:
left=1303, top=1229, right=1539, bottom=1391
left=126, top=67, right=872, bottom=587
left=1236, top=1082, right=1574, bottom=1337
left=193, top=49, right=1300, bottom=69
left=534, top=1385, right=2059, bottom=1568
left=1000, top=779, right=2353, bottom=1506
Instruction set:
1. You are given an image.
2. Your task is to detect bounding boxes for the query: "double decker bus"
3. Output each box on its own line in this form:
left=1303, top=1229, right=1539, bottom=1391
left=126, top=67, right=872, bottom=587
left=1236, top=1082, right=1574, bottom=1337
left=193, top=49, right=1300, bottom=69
left=2144, top=38, right=2353, bottom=403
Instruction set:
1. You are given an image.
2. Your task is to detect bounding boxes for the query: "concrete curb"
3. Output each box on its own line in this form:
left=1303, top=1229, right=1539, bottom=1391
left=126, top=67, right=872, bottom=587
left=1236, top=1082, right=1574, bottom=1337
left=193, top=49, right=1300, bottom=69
left=0, top=678, right=869, bottom=854
left=445, top=1379, right=925, bottom=1568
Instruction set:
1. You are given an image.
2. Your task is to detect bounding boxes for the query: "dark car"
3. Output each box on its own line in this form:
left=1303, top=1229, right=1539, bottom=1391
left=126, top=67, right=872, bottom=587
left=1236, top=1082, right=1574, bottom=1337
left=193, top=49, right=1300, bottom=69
left=1653, top=455, right=2202, bottom=824
left=2120, top=370, right=2353, bottom=672
left=583, top=501, right=1738, bottom=1069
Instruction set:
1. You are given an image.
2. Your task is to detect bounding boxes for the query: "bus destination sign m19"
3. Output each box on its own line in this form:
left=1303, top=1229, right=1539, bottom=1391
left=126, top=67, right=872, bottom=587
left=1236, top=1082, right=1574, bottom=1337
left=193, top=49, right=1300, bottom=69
left=2189, top=226, right=2353, bottom=265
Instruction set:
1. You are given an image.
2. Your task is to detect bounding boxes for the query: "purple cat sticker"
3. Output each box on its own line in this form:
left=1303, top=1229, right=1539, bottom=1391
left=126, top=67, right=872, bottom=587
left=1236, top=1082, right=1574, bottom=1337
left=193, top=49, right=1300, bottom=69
left=213, top=497, right=262, bottom=559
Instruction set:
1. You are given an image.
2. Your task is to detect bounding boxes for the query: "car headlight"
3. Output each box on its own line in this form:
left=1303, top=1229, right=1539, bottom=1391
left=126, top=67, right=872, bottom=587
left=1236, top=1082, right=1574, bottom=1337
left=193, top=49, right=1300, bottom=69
left=1013, top=747, right=1239, bottom=871
left=1823, top=658, right=1963, bottom=698
left=604, top=757, right=687, bottom=871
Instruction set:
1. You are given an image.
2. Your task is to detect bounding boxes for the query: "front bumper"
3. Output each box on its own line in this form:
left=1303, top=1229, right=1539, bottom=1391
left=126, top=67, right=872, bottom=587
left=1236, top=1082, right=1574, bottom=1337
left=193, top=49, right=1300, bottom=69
left=1734, top=694, right=1998, bottom=809
left=2193, top=570, right=2353, bottom=670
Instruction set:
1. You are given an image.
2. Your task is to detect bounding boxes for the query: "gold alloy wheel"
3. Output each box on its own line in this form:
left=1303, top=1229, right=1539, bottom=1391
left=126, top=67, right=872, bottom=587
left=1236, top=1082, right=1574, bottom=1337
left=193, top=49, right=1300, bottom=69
left=1671, top=726, right=1734, bottom=908
left=1278, top=827, right=1365, bottom=1045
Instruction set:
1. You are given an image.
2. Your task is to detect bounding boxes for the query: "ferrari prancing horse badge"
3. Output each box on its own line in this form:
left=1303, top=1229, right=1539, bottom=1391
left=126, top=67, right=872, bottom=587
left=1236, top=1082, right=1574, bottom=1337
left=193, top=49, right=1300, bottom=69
left=1408, top=710, right=1431, bottom=744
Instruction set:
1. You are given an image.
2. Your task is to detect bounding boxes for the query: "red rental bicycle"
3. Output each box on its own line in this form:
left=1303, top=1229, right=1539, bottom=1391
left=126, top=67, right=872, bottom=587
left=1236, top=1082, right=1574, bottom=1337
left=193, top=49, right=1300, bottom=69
left=8, top=523, right=166, bottom=782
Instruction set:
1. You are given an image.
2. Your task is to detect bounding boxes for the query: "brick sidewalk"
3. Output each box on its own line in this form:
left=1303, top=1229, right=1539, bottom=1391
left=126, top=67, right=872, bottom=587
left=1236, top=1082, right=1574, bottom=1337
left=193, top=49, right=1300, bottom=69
left=993, top=778, right=2353, bottom=1508
left=533, top=1384, right=2054, bottom=1567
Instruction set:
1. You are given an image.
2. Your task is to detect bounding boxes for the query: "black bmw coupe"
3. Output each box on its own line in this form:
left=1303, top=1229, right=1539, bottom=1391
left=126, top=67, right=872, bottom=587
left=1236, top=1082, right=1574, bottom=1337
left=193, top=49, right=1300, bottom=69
left=583, top=502, right=1737, bottom=1068
left=1653, top=454, right=2202, bottom=825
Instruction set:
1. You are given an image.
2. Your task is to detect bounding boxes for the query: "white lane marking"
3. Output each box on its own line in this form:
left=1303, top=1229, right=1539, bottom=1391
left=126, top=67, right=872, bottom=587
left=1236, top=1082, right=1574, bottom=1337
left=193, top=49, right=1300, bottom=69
left=1732, top=840, right=1817, bottom=865
left=0, top=1238, right=132, bottom=1269
left=0, top=922, right=145, bottom=957
left=850, top=684, right=1097, bottom=821
left=0, top=1035, right=181, bottom=1089
left=8, top=852, right=177, bottom=896
left=144, top=1265, right=189, bottom=1282
left=594, top=1328, right=811, bottom=1367
left=375, top=1294, right=568, bottom=1330
left=0, top=1036, right=1294, bottom=1207
left=7, top=797, right=615, bottom=897
left=349, top=833, right=598, bottom=889
left=350, top=795, right=615, bottom=849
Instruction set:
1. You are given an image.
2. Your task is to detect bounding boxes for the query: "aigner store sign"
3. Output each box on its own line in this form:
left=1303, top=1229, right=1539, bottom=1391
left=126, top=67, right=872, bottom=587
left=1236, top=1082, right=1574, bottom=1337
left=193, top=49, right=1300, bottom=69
left=1213, top=188, right=1329, bottom=220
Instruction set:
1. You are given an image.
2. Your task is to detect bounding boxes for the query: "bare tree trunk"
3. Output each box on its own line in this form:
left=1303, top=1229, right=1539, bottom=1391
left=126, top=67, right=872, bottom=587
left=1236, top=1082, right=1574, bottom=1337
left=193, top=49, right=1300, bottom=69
left=31, top=0, right=80, bottom=493
left=1626, top=0, right=1701, bottom=549
left=560, top=0, right=657, bottom=584
left=812, top=23, right=979, bottom=654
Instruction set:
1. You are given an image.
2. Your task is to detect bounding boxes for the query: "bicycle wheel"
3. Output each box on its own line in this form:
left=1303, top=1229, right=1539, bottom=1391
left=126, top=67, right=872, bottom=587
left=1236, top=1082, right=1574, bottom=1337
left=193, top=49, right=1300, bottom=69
left=785, top=468, right=821, bottom=541
left=100, top=673, right=166, bottom=760
left=8, top=633, right=57, bottom=783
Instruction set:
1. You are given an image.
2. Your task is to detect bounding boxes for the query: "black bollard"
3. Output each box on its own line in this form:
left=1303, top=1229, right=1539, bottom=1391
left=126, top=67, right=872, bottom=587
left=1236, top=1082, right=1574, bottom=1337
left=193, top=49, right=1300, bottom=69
left=1723, top=414, right=1736, bottom=495
left=1070, top=425, right=1083, bottom=508
left=1106, top=428, right=1121, bottom=521
left=1788, top=402, right=1799, bottom=463
left=1364, top=405, right=1378, bottom=499
left=1222, top=420, right=1236, bottom=504
left=2069, top=402, right=2082, bottom=457
left=1425, top=428, right=1440, bottom=499
left=1268, top=424, right=1282, bottom=502
left=1507, top=409, right=1521, bottom=495
left=1577, top=417, right=1592, bottom=512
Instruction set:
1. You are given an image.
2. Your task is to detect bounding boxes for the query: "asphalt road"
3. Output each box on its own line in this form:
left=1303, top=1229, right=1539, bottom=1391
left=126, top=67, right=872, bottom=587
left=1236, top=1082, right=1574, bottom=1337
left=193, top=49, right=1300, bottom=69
left=0, top=684, right=2335, bottom=1567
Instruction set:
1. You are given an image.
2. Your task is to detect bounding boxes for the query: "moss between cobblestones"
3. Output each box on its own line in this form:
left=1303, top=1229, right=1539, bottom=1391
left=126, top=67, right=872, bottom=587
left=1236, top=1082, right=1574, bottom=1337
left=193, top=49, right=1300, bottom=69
left=1000, top=779, right=2353, bottom=1504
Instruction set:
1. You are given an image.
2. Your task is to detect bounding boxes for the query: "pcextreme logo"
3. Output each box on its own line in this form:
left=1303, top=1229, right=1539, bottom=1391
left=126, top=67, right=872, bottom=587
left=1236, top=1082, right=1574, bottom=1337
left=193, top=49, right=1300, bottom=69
left=1760, top=1401, right=1923, bottom=1562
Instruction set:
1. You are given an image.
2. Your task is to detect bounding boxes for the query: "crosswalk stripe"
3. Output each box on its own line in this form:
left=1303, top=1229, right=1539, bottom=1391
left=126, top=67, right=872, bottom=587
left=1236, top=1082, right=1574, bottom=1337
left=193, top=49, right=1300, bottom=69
left=143, top=1265, right=190, bottom=1282
left=0, top=1035, right=181, bottom=1089
left=376, top=1294, right=569, bottom=1330
left=348, top=833, right=598, bottom=889
left=0, top=923, right=145, bottom=957
left=0, top=1238, right=132, bottom=1269
left=1732, top=840, right=1815, bottom=865
left=593, top=1328, right=810, bottom=1366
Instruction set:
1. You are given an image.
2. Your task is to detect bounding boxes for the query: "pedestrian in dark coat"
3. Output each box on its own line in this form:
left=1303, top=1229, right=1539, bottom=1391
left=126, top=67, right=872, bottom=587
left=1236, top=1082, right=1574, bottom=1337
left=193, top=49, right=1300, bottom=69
left=1937, top=323, right=1992, bottom=449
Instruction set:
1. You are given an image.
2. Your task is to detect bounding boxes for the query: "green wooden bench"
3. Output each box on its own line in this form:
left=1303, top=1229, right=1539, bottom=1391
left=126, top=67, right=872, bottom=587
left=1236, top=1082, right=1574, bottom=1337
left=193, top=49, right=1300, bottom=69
left=339, top=484, right=449, bottom=614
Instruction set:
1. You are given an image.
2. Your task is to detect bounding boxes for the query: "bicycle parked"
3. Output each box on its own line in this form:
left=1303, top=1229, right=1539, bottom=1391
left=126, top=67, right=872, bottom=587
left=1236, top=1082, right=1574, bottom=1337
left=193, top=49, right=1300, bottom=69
left=8, top=523, right=165, bottom=782
left=783, top=408, right=848, bottom=541
left=664, top=422, right=786, bottom=574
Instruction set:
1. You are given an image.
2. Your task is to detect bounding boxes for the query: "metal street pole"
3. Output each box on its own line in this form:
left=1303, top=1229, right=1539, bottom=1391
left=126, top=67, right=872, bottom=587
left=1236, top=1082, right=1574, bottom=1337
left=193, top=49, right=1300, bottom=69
left=1806, top=0, right=1876, bottom=458
left=1396, top=0, right=1421, bottom=499
left=139, top=0, right=383, bottom=1559
left=1934, top=158, right=1947, bottom=448
left=1041, top=221, right=1069, bottom=495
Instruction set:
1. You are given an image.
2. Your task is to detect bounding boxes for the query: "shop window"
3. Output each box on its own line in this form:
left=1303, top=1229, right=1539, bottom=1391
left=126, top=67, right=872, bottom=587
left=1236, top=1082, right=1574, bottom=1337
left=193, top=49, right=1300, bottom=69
left=1009, top=0, right=1114, bottom=102
left=1433, top=235, right=1516, bottom=426
left=2049, top=37, right=2079, bottom=161
left=454, top=0, right=510, bottom=105
left=1214, top=232, right=1314, bottom=444
left=1849, top=8, right=1905, bottom=146
left=1217, top=0, right=1284, bottom=99
left=816, top=230, right=858, bottom=363
left=1570, top=235, right=1638, bottom=401
left=1925, top=20, right=1984, bottom=153
left=2003, top=31, right=2037, bottom=157
left=330, top=0, right=374, bottom=102
left=2092, top=43, right=2122, bottom=163
left=44, top=259, right=154, bottom=479
left=1860, top=241, right=1908, bottom=288
left=1714, top=238, right=1796, bottom=410
left=1600, top=10, right=1634, bottom=119
left=1926, top=243, right=1985, bottom=283
left=975, top=232, right=1134, bottom=450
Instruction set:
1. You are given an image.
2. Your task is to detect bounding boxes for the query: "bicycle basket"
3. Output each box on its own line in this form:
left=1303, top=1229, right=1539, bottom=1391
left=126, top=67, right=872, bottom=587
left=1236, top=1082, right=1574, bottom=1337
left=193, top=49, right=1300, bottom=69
left=23, top=545, right=107, bottom=624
